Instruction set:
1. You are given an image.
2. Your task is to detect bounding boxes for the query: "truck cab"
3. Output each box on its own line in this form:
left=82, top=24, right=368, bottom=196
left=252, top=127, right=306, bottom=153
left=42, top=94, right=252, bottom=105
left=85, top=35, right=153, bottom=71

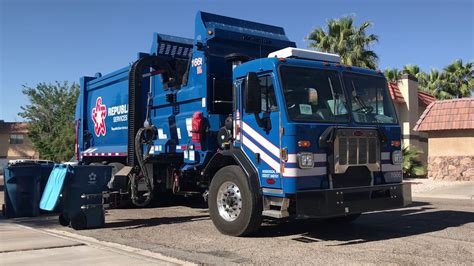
left=222, top=48, right=410, bottom=222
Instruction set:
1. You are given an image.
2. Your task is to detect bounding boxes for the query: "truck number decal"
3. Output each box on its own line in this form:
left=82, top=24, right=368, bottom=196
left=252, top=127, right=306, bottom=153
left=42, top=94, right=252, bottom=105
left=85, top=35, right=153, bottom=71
left=192, top=57, right=203, bottom=74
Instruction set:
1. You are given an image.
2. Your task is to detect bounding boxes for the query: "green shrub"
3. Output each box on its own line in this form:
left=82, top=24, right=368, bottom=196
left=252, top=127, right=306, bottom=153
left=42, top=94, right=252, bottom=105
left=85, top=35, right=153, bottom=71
left=402, top=146, right=426, bottom=178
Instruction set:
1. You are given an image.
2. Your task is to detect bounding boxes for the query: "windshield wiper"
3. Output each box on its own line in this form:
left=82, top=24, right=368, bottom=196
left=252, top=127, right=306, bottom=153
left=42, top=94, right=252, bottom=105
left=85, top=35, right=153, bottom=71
left=351, top=80, right=371, bottom=113
left=328, top=77, right=338, bottom=116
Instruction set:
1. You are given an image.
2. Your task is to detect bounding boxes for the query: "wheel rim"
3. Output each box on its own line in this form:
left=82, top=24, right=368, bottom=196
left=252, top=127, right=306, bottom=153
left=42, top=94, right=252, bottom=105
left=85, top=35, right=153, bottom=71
left=216, top=181, right=242, bottom=222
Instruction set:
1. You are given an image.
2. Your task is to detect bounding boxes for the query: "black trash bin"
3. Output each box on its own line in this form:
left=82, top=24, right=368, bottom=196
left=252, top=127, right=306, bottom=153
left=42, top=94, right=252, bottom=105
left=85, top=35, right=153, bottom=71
left=40, top=164, right=112, bottom=229
left=3, top=160, right=54, bottom=218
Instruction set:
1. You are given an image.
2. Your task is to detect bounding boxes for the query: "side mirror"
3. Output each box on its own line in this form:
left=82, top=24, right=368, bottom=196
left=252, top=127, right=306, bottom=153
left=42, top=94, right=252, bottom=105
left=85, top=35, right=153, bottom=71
left=245, top=72, right=261, bottom=113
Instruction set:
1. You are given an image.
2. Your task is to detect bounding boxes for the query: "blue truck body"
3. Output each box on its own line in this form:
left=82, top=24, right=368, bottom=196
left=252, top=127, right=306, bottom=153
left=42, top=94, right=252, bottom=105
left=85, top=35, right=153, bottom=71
left=75, top=11, right=411, bottom=236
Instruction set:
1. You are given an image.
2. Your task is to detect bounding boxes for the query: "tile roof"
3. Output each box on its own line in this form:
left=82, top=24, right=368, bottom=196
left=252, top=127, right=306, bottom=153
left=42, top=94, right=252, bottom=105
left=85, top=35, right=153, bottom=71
left=387, top=82, right=436, bottom=106
left=414, top=98, right=474, bottom=132
left=387, top=82, right=405, bottom=103
left=418, top=91, right=436, bottom=106
left=0, top=122, right=29, bottom=134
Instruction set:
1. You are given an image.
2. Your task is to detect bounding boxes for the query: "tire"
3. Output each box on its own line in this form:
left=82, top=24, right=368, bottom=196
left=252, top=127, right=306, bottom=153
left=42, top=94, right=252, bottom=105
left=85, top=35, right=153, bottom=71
left=325, top=213, right=361, bottom=224
left=208, top=165, right=262, bottom=236
left=70, top=211, right=87, bottom=230
left=58, top=213, right=70, bottom=226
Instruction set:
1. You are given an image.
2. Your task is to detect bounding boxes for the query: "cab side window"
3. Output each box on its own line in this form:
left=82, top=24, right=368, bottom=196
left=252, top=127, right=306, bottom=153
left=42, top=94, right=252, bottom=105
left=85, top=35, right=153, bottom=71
left=259, top=75, right=278, bottom=112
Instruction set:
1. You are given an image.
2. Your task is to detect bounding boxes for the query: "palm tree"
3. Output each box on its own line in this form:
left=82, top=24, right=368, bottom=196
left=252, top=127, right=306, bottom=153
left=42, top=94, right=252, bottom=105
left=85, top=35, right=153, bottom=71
left=419, top=69, right=453, bottom=99
left=384, top=68, right=402, bottom=82
left=443, top=59, right=474, bottom=98
left=307, top=16, right=379, bottom=69
left=402, top=64, right=426, bottom=80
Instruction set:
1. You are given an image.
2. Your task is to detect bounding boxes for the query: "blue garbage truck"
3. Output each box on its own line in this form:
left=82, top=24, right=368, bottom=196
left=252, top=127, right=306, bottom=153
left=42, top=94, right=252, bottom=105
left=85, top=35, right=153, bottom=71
left=75, top=11, right=411, bottom=236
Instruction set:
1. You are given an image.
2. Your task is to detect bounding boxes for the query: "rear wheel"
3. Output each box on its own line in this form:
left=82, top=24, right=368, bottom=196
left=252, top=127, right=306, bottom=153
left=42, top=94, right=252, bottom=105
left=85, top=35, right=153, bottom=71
left=208, top=166, right=262, bottom=236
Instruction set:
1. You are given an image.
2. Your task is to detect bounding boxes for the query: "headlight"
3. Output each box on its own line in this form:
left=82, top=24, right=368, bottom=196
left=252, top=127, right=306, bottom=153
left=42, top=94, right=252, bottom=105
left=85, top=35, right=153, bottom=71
left=298, top=152, right=314, bottom=168
left=392, top=150, right=402, bottom=165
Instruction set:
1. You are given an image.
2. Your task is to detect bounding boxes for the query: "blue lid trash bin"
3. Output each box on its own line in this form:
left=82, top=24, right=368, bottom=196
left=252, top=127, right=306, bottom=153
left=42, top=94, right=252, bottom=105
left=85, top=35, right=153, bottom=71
left=40, top=164, right=112, bottom=230
left=2, top=160, right=54, bottom=218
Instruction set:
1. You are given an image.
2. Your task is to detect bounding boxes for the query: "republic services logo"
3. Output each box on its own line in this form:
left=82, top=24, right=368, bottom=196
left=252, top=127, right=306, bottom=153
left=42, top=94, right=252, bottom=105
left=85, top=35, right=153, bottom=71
left=92, top=97, right=107, bottom=137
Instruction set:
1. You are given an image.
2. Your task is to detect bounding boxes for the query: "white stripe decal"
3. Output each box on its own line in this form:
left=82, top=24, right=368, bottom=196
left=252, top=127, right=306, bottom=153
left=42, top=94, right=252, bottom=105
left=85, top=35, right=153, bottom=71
left=262, top=188, right=284, bottom=194
left=242, top=122, right=280, bottom=158
left=283, top=167, right=326, bottom=177
left=381, top=152, right=390, bottom=160
left=83, top=147, right=97, bottom=153
left=288, top=153, right=327, bottom=164
left=381, top=164, right=401, bottom=172
left=242, top=136, right=280, bottom=173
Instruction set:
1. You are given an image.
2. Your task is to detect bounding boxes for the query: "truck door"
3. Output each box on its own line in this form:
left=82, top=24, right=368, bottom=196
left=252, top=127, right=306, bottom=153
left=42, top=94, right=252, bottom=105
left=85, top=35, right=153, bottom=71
left=238, top=74, right=282, bottom=191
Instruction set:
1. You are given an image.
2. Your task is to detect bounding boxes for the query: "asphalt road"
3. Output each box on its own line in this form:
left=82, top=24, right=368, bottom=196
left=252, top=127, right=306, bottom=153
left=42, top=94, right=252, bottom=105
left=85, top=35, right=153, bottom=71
left=13, top=196, right=474, bottom=265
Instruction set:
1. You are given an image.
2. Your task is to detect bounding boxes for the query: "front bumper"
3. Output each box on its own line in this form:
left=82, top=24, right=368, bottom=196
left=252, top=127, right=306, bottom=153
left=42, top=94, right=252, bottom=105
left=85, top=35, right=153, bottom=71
left=296, top=183, right=412, bottom=218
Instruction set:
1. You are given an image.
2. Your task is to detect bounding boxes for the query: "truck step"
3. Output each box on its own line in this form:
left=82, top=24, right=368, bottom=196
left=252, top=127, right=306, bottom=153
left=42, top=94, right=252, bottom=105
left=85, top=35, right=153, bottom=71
left=262, top=210, right=288, bottom=219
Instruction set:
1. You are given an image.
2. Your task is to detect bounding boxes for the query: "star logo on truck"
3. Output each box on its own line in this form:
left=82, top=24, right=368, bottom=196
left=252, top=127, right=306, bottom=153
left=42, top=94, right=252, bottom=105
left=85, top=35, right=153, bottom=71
left=92, top=97, right=107, bottom=137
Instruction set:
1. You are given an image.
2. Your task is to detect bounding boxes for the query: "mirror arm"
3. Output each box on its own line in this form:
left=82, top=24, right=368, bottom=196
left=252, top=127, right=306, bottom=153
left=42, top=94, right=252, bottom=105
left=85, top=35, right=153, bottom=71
left=254, top=113, right=272, bottom=131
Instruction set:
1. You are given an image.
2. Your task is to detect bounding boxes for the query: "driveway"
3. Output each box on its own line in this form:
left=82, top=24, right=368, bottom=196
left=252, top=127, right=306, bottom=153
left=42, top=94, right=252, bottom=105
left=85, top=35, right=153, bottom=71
left=9, top=196, right=474, bottom=265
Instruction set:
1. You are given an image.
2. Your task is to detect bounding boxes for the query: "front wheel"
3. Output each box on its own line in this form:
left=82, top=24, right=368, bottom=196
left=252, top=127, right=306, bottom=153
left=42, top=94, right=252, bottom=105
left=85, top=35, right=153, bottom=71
left=208, top=166, right=262, bottom=236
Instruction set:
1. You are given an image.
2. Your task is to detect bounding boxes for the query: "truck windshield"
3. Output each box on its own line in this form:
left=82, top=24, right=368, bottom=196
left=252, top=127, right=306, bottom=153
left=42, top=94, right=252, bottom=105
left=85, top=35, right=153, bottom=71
left=280, top=66, right=349, bottom=123
left=343, top=73, right=398, bottom=124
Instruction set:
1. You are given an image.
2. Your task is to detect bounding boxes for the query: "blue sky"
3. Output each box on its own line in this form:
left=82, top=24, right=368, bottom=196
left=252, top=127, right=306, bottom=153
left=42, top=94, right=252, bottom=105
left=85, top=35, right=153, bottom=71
left=1, top=0, right=473, bottom=121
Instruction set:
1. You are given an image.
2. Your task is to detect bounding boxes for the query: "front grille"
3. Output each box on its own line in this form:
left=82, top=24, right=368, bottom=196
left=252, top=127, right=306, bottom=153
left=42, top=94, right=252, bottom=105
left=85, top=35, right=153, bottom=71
left=334, top=129, right=380, bottom=174
left=339, top=137, right=377, bottom=165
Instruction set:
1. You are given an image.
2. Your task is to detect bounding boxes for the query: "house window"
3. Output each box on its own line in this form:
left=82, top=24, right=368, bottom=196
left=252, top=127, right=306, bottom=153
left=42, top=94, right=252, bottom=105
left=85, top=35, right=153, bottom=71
left=10, top=134, right=24, bottom=144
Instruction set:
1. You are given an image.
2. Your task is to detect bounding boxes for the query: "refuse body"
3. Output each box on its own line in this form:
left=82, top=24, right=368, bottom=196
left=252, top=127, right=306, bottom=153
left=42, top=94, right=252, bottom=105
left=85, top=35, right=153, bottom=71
left=2, top=160, right=54, bottom=218
left=40, top=164, right=112, bottom=230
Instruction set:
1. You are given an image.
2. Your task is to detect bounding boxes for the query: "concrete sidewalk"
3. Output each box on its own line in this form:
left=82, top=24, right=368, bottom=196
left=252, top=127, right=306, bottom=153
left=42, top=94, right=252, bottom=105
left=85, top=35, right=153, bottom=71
left=0, top=222, right=192, bottom=265
left=409, top=179, right=474, bottom=200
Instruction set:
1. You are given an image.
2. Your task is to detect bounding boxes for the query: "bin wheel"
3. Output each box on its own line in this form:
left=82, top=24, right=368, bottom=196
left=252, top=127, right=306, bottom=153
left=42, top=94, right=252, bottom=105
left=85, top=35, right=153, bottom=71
left=58, top=213, right=70, bottom=226
left=71, top=212, right=87, bottom=230
left=2, top=204, right=5, bottom=217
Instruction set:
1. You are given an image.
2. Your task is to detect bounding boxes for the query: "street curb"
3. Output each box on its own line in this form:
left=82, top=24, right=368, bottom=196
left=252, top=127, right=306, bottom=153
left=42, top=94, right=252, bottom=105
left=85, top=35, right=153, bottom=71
left=413, top=193, right=473, bottom=200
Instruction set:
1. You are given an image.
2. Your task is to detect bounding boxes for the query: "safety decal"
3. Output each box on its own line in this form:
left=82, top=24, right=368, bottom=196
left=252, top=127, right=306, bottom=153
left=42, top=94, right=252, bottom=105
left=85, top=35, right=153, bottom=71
left=92, top=97, right=107, bottom=137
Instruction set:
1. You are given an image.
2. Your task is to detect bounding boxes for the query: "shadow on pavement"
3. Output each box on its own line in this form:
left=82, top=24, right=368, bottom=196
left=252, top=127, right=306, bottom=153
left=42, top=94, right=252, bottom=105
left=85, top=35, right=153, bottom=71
left=107, top=215, right=210, bottom=230
left=254, top=201, right=474, bottom=245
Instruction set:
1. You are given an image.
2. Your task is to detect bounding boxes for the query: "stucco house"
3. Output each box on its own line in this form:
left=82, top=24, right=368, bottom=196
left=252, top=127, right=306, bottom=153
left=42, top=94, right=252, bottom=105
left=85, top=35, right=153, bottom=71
left=0, top=121, right=39, bottom=172
left=387, top=74, right=436, bottom=166
left=414, top=98, right=474, bottom=181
